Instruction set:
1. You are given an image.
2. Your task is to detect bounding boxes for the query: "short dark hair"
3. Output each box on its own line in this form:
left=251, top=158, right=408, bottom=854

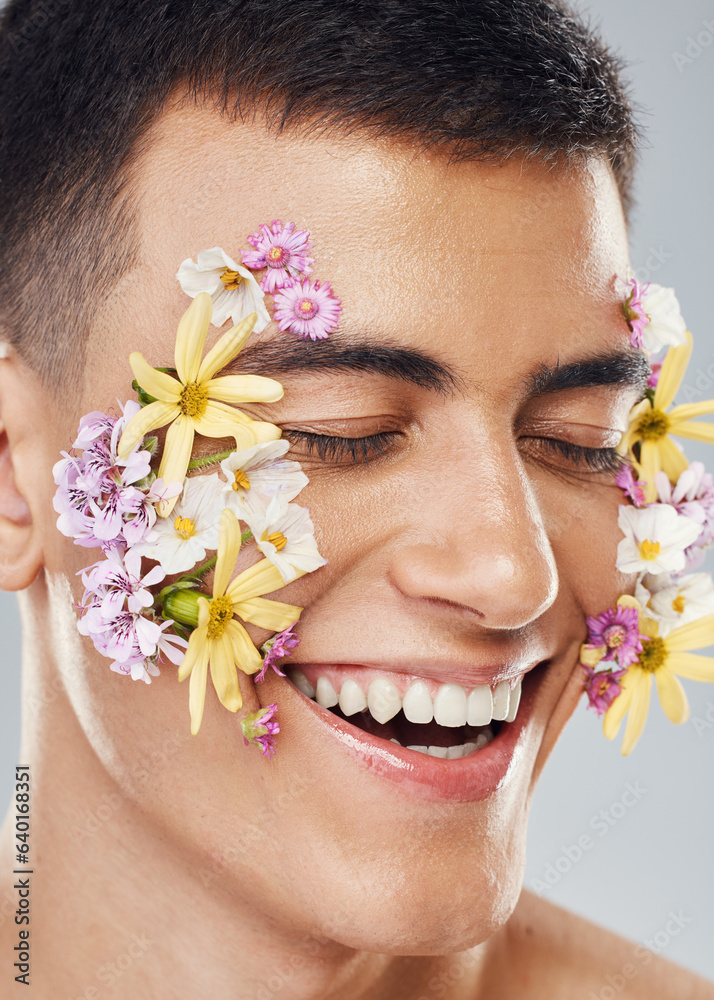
left=0, top=0, right=638, bottom=382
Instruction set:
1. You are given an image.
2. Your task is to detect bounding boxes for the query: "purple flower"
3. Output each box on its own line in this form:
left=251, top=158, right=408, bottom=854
left=585, top=605, right=643, bottom=667
left=272, top=278, right=342, bottom=340
left=655, top=464, right=714, bottom=570
left=242, top=703, right=280, bottom=757
left=242, top=220, right=314, bottom=293
left=622, top=275, right=650, bottom=349
left=82, top=548, right=165, bottom=618
left=255, top=624, right=300, bottom=683
left=582, top=665, right=627, bottom=715
left=614, top=464, right=646, bottom=507
left=647, top=361, right=662, bottom=389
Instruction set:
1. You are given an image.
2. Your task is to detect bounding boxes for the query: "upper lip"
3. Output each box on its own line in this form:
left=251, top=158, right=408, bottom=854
left=286, top=657, right=547, bottom=688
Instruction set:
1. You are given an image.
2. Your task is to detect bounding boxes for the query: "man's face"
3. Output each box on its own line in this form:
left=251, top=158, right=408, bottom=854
left=40, top=103, right=642, bottom=950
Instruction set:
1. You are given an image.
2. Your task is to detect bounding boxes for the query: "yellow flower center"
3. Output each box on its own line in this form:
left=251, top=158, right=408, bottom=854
left=636, top=636, right=668, bottom=673
left=638, top=539, right=660, bottom=561
left=232, top=469, right=251, bottom=492
left=220, top=269, right=244, bottom=290
left=672, top=593, right=686, bottom=614
left=636, top=407, right=670, bottom=442
left=268, top=246, right=286, bottom=263
left=206, top=595, right=235, bottom=640
left=180, top=381, right=209, bottom=418
left=174, top=516, right=196, bottom=540
left=261, top=530, right=288, bottom=551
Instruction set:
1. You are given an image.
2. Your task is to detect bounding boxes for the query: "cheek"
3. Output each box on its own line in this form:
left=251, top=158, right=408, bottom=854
left=543, top=481, right=634, bottom=615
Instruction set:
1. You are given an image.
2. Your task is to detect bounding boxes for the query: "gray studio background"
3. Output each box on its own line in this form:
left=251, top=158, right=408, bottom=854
left=1, top=0, right=713, bottom=982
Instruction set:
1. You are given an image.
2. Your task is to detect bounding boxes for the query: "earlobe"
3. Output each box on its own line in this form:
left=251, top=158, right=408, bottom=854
left=0, top=357, right=46, bottom=591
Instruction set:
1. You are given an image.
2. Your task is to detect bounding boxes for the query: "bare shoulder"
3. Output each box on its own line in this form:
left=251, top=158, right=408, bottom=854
left=501, top=890, right=714, bottom=1000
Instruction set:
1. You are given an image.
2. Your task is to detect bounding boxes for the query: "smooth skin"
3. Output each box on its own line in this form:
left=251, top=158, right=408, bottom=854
left=0, top=99, right=711, bottom=998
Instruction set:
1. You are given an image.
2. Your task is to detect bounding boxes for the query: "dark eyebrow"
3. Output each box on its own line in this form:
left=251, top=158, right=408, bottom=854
left=229, top=337, right=459, bottom=393
left=526, top=351, right=650, bottom=398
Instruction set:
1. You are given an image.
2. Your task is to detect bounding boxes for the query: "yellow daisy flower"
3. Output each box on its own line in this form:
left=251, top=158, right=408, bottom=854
left=603, top=597, right=714, bottom=755
left=619, top=331, right=714, bottom=501
left=177, top=509, right=303, bottom=735
left=118, top=292, right=283, bottom=516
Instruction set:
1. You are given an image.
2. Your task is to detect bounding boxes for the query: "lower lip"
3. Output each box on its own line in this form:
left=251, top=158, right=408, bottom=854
left=282, top=670, right=540, bottom=803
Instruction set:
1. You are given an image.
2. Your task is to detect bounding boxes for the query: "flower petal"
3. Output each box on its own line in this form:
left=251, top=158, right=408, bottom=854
left=654, top=667, right=690, bottom=724
left=233, top=596, right=304, bottom=632
left=666, top=614, right=714, bottom=651
left=669, top=652, right=714, bottom=682
left=197, top=312, right=257, bottom=383
left=654, top=332, right=692, bottom=412
left=157, top=414, right=195, bottom=516
left=175, top=292, right=212, bottom=384
left=620, top=670, right=652, bottom=756
left=118, top=400, right=179, bottom=459
left=204, top=374, right=284, bottom=404
left=225, top=619, right=263, bottom=675
left=128, top=353, right=182, bottom=402
left=638, top=441, right=662, bottom=503
left=209, top=634, right=242, bottom=712
left=669, top=419, right=714, bottom=445
left=188, top=638, right=210, bottom=735
left=669, top=399, right=714, bottom=421
left=178, top=625, right=208, bottom=682
left=657, top=435, right=690, bottom=482
left=226, top=557, right=291, bottom=603
left=213, top=509, right=243, bottom=598
left=603, top=668, right=636, bottom=740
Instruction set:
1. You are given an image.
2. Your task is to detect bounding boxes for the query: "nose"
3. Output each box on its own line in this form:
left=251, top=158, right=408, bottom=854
left=389, top=436, right=558, bottom=630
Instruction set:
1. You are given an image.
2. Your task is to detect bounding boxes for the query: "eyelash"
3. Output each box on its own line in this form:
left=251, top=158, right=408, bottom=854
left=284, top=429, right=623, bottom=474
left=527, top=437, right=623, bottom=474
left=283, top=429, right=401, bottom=464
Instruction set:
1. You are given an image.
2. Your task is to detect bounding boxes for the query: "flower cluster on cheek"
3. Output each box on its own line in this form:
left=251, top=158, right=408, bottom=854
left=580, top=271, right=714, bottom=754
left=53, top=223, right=334, bottom=747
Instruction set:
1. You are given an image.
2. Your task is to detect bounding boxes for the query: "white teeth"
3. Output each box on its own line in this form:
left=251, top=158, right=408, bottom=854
left=427, top=745, right=449, bottom=758
left=289, top=669, right=316, bottom=699
left=405, top=728, right=494, bottom=759
left=389, top=737, right=402, bottom=745
left=433, top=683, right=467, bottom=727
left=407, top=745, right=428, bottom=753
left=315, top=676, right=339, bottom=709
left=491, top=680, right=511, bottom=721
left=367, top=677, right=402, bottom=724
left=466, top=685, right=493, bottom=726
left=339, top=678, right=368, bottom=716
left=402, top=680, right=434, bottom=723
left=505, top=679, right=522, bottom=722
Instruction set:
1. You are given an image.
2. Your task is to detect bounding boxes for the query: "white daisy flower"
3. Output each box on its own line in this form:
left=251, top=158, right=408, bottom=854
left=219, top=441, right=308, bottom=511
left=175, top=246, right=271, bottom=331
left=132, top=474, right=225, bottom=574
left=639, top=281, right=687, bottom=355
left=635, top=571, right=714, bottom=634
left=616, top=503, right=702, bottom=576
left=241, top=493, right=326, bottom=584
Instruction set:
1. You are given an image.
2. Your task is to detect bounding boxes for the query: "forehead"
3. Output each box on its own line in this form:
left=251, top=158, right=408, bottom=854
left=89, top=101, right=630, bottom=393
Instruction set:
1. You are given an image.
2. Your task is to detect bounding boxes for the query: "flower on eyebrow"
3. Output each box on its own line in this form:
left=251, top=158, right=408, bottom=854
left=272, top=278, right=342, bottom=340
left=620, top=270, right=687, bottom=355
left=176, top=509, right=304, bottom=734
left=603, top=599, right=714, bottom=755
left=618, top=332, right=714, bottom=502
left=176, top=247, right=271, bottom=330
left=117, top=292, right=284, bottom=517
left=242, top=220, right=314, bottom=293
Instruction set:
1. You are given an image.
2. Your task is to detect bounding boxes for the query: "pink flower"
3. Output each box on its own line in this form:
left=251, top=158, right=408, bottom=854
left=82, top=548, right=165, bottom=618
left=614, top=464, right=646, bottom=507
left=622, top=275, right=650, bottom=349
left=655, top=464, right=714, bottom=570
left=582, top=665, right=627, bottom=715
left=647, top=361, right=662, bottom=389
left=272, top=279, right=342, bottom=340
left=242, top=703, right=280, bottom=757
left=585, top=605, right=643, bottom=667
left=255, top=625, right=300, bottom=683
left=242, top=220, right=314, bottom=293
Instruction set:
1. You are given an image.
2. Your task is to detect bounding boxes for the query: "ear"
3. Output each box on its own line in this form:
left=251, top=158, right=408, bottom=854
left=0, top=348, right=46, bottom=591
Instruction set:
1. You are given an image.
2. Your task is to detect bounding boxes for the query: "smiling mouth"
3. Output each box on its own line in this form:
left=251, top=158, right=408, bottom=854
left=285, top=667, right=522, bottom=759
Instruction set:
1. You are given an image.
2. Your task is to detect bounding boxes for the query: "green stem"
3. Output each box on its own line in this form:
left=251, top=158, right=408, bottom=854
left=188, top=449, right=235, bottom=471
left=241, top=529, right=253, bottom=544
left=186, top=555, right=218, bottom=579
